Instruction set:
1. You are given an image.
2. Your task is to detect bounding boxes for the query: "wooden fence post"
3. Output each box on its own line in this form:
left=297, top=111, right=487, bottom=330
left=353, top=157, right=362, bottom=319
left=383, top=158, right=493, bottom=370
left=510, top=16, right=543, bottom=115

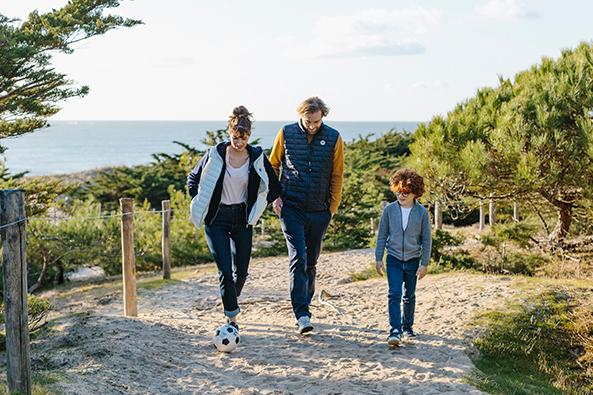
left=1, top=189, right=32, bottom=395
left=162, top=200, right=171, bottom=280
left=489, top=197, right=496, bottom=226
left=479, top=200, right=485, bottom=231
left=260, top=219, right=265, bottom=238
left=434, top=201, right=443, bottom=230
left=120, top=198, right=137, bottom=317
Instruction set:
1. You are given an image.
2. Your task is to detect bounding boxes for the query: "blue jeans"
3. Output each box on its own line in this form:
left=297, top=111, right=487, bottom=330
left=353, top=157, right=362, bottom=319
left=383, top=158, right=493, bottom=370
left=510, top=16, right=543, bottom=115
left=386, top=255, right=419, bottom=334
left=280, top=205, right=332, bottom=319
left=204, top=203, right=253, bottom=318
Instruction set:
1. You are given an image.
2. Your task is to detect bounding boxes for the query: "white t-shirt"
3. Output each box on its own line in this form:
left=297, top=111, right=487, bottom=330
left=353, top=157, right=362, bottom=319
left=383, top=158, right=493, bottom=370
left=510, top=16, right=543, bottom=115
left=400, top=206, right=412, bottom=231
left=220, top=157, right=249, bottom=205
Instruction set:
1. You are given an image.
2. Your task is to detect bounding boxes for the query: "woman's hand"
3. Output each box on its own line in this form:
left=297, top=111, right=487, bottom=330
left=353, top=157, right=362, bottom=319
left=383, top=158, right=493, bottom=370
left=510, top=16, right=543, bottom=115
left=273, top=197, right=283, bottom=216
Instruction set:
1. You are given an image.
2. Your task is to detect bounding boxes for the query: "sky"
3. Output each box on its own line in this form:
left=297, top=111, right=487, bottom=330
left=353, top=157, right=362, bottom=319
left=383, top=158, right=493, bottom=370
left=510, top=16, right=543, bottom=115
left=2, top=0, right=593, bottom=121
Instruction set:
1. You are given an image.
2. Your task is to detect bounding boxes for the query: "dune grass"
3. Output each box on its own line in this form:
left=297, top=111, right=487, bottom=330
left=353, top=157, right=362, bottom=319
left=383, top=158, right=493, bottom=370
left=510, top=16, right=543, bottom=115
left=468, top=281, right=593, bottom=395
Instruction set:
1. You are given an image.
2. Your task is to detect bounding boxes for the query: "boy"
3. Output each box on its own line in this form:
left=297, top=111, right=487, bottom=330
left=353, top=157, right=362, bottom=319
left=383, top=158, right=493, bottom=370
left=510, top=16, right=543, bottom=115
left=375, top=168, right=432, bottom=346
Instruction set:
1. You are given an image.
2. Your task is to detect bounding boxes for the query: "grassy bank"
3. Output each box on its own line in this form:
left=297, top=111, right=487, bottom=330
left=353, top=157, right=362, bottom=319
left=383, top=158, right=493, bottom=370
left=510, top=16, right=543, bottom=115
left=468, top=279, right=593, bottom=394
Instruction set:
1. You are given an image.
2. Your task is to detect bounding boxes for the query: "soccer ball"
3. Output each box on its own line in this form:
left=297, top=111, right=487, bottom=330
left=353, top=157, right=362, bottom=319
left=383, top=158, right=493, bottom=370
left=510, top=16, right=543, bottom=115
left=213, top=324, right=240, bottom=353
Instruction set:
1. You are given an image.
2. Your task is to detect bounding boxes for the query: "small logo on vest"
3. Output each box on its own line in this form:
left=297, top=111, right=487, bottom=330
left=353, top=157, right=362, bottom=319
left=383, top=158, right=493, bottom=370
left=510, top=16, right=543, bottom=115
left=320, top=140, right=326, bottom=146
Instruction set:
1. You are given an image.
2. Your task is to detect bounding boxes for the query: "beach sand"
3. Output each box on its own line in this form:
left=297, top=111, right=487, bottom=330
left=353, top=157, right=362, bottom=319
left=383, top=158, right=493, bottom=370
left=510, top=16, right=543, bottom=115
left=29, top=249, right=517, bottom=394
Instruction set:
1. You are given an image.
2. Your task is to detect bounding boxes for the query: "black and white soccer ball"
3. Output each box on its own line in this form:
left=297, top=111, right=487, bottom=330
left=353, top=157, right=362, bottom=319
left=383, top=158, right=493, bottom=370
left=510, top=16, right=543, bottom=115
left=213, top=324, right=240, bottom=353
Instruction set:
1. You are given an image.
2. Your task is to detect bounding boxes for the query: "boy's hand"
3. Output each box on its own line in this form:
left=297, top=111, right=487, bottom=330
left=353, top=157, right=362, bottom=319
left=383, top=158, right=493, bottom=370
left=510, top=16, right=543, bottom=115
left=417, top=265, right=427, bottom=280
left=375, top=261, right=384, bottom=276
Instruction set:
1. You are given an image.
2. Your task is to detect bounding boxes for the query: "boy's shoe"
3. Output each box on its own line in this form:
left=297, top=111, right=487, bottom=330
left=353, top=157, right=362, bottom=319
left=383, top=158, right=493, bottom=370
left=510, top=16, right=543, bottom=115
left=296, top=316, right=314, bottom=335
left=387, top=331, right=401, bottom=347
left=403, top=328, right=416, bottom=338
left=226, top=318, right=239, bottom=332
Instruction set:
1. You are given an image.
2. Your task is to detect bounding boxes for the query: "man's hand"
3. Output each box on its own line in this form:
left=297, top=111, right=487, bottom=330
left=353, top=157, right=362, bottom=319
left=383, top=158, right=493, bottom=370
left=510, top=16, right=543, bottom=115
left=273, top=197, right=283, bottom=216
left=375, top=261, right=384, bottom=276
left=417, top=265, right=427, bottom=280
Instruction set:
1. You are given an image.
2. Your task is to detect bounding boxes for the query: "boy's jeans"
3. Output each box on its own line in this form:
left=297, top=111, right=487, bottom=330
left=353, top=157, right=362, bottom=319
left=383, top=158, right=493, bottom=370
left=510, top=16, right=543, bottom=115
left=386, top=255, right=420, bottom=334
left=204, top=203, right=252, bottom=318
left=280, top=205, right=332, bottom=320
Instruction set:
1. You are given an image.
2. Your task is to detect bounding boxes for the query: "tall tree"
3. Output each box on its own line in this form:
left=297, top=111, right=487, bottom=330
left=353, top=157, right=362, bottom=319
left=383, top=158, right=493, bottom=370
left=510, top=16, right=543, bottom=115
left=0, top=0, right=141, bottom=146
left=410, top=42, right=593, bottom=243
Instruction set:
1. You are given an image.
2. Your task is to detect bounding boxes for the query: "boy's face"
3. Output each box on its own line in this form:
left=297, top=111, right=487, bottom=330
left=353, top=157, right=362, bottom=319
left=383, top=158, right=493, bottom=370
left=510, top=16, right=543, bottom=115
left=397, top=191, right=416, bottom=207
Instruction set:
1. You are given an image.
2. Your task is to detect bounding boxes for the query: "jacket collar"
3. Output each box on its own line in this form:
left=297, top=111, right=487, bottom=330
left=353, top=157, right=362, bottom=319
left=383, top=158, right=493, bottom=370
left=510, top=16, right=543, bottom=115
left=298, top=119, right=325, bottom=137
left=395, top=200, right=418, bottom=211
left=214, top=141, right=262, bottom=164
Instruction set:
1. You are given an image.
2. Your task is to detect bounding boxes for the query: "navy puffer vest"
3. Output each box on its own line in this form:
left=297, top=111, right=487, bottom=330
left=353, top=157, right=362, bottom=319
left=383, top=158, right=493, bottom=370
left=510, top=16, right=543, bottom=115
left=280, top=122, right=339, bottom=212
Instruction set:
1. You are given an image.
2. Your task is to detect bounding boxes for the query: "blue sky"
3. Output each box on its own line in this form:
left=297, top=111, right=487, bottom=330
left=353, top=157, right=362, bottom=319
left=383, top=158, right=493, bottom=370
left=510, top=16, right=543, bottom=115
left=3, top=0, right=593, bottom=121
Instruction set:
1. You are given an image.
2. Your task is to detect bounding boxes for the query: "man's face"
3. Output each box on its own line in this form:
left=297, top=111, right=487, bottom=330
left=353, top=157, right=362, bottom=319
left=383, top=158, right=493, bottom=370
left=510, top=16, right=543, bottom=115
left=301, top=110, right=323, bottom=135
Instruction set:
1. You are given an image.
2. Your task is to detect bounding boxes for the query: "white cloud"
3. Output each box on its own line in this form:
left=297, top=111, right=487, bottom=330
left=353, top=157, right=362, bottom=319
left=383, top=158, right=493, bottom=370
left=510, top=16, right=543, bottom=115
left=410, top=80, right=449, bottom=90
left=477, top=0, right=540, bottom=20
left=310, top=7, right=440, bottom=59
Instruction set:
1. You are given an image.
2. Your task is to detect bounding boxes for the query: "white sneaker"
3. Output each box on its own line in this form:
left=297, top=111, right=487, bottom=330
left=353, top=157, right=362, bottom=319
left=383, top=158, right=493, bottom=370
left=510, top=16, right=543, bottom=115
left=296, top=316, right=314, bottom=335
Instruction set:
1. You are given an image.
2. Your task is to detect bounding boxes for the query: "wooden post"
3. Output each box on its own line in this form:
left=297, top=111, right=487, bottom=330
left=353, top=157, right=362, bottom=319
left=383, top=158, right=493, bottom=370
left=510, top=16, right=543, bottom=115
left=513, top=202, right=520, bottom=222
left=161, top=200, right=171, bottom=280
left=479, top=200, right=485, bottom=231
left=260, top=219, right=265, bottom=238
left=489, top=197, right=496, bottom=226
left=434, top=201, right=443, bottom=230
left=120, top=198, right=137, bottom=317
left=1, top=189, right=32, bottom=395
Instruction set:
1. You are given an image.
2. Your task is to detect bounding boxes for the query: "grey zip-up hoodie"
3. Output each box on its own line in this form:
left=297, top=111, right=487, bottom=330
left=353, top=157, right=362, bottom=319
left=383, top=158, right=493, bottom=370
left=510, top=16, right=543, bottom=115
left=375, top=201, right=432, bottom=266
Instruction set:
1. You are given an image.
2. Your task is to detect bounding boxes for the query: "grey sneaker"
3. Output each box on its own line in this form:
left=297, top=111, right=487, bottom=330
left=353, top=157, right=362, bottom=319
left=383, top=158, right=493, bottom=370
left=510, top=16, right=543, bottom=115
left=403, top=328, right=416, bottom=338
left=388, top=331, right=401, bottom=347
left=296, top=316, right=314, bottom=335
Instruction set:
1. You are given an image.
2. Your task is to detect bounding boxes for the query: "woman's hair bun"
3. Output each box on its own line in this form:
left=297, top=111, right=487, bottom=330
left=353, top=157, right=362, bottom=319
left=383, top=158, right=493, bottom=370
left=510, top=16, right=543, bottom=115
left=233, top=105, right=252, bottom=118
left=228, top=105, right=253, bottom=134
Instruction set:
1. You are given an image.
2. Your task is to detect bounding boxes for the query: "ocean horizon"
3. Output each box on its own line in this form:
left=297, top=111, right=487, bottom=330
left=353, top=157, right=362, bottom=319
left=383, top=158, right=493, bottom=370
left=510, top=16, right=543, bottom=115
left=1, top=120, right=420, bottom=176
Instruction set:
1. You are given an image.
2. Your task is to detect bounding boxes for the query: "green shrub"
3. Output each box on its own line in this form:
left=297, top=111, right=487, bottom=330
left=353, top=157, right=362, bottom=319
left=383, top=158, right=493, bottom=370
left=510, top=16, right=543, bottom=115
left=0, top=295, right=52, bottom=351
left=431, top=229, right=463, bottom=262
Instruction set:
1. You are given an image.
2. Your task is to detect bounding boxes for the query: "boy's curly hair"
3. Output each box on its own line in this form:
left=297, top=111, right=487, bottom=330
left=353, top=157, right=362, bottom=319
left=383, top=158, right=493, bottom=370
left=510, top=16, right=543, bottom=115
left=390, top=168, right=425, bottom=198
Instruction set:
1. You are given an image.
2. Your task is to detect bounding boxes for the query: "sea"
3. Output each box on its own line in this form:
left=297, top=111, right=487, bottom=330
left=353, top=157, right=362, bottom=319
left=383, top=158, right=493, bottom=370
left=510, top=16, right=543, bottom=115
left=0, top=120, right=419, bottom=176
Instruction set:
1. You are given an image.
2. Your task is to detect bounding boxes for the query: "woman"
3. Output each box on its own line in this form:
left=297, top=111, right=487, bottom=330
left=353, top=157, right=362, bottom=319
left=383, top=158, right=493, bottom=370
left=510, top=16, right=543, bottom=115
left=188, top=106, right=280, bottom=331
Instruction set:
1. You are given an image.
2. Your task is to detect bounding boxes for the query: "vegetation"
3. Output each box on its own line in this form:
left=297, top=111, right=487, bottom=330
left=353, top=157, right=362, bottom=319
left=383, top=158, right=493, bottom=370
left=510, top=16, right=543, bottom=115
left=0, top=0, right=141, bottom=218
left=0, top=0, right=141, bottom=143
left=469, top=287, right=593, bottom=394
left=408, top=42, right=593, bottom=243
left=0, top=295, right=52, bottom=351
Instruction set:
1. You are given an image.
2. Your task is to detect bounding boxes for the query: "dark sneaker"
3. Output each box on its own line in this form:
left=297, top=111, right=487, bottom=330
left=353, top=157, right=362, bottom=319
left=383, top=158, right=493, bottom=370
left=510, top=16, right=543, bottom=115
left=403, top=328, right=416, bottom=338
left=387, top=331, right=401, bottom=347
left=296, top=316, right=314, bottom=335
left=226, top=318, right=239, bottom=332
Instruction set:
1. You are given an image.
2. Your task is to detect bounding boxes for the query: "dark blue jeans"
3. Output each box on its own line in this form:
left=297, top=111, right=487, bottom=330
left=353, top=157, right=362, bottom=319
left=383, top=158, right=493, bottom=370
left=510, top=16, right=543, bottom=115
left=280, top=205, right=332, bottom=319
left=204, top=203, right=253, bottom=318
left=386, top=255, right=419, bottom=334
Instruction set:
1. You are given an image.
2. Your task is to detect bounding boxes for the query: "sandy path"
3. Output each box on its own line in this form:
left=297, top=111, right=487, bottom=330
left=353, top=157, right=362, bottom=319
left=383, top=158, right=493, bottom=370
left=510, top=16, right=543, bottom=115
left=28, top=250, right=517, bottom=394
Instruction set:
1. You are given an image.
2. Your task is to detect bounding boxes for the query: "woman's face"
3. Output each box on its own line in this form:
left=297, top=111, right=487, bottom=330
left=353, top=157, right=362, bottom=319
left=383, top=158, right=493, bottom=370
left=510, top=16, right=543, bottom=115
left=397, top=190, right=416, bottom=206
left=229, top=131, right=250, bottom=152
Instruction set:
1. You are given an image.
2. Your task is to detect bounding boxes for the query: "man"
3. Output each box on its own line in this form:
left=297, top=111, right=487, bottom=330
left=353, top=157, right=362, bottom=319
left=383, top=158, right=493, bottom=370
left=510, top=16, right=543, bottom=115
left=269, top=96, right=344, bottom=335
